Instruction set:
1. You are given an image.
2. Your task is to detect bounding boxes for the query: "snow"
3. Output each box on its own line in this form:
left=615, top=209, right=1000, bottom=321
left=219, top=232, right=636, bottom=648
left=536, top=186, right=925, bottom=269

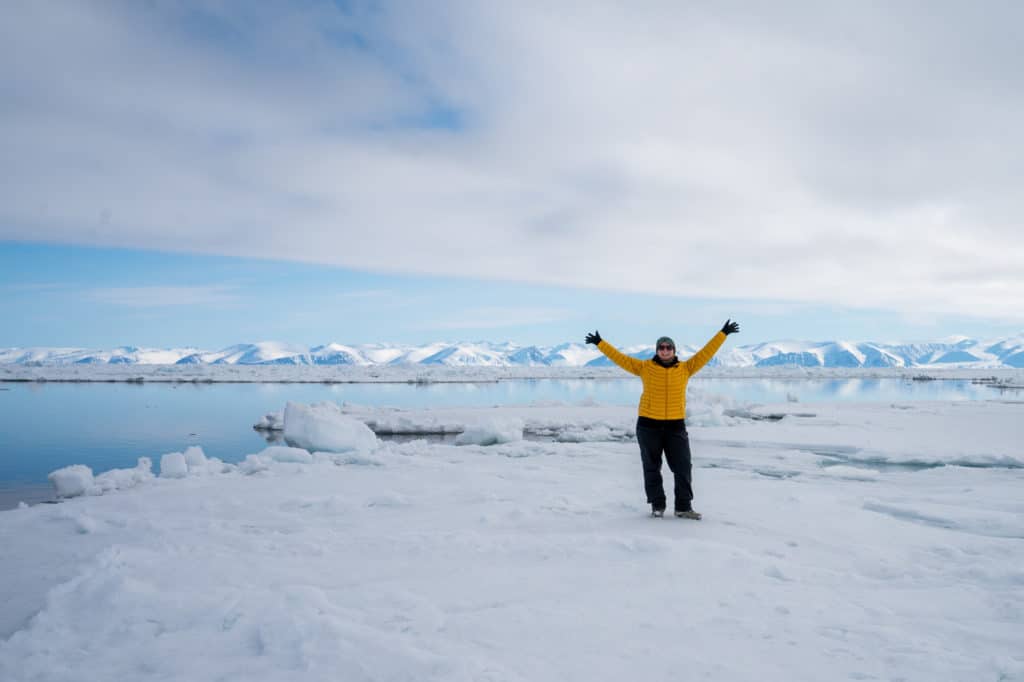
left=2, top=398, right=1023, bottom=680
left=452, top=417, right=524, bottom=445
left=238, top=447, right=316, bottom=473
left=420, top=343, right=509, bottom=366
left=209, top=341, right=314, bottom=365
left=48, top=458, right=157, bottom=498
left=93, top=458, right=155, bottom=493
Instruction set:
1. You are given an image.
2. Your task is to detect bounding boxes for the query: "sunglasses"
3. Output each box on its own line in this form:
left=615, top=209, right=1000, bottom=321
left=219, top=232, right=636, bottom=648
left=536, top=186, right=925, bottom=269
left=657, top=344, right=675, bottom=351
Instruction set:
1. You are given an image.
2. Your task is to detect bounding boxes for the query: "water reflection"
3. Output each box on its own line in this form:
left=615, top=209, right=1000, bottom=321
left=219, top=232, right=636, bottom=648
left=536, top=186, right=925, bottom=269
left=0, top=377, right=1019, bottom=509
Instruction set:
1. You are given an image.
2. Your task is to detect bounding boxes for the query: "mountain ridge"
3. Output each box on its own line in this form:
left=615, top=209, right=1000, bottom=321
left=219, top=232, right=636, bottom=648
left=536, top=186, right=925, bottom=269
left=2, top=334, right=1024, bottom=368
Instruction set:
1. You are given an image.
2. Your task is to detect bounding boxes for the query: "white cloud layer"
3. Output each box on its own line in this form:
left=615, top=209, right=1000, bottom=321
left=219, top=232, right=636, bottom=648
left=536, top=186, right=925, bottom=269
left=426, top=306, right=571, bottom=330
left=2, top=1, right=1023, bottom=319
left=87, top=285, right=239, bottom=307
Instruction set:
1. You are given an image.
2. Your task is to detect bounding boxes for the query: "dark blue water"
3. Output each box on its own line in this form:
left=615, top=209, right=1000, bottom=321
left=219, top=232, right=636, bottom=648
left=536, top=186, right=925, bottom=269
left=0, top=378, right=1017, bottom=509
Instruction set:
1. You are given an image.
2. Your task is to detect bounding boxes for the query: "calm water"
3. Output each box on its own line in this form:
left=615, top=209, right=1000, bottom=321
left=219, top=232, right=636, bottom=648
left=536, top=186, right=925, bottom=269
left=0, top=377, right=1017, bottom=508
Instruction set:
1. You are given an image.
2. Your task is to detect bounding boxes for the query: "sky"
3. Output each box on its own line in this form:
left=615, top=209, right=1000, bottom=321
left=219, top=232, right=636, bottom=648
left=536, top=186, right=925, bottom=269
left=2, top=1, right=1023, bottom=349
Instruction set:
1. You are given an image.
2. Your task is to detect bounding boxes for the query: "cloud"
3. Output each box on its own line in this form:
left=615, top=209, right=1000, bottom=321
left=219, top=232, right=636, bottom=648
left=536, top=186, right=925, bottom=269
left=427, top=306, right=570, bottom=330
left=2, top=2, right=1023, bottom=320
left=86, top=285, right=239, bottom=307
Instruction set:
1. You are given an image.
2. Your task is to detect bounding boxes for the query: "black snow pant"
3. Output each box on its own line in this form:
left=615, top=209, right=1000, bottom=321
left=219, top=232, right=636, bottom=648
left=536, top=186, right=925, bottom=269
left=635, top=417, right=693, bottom=511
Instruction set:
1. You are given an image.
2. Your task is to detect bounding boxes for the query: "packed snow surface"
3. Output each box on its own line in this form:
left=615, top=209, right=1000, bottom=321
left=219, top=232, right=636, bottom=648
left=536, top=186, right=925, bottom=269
left=2, top=399, right=1022, bottom=681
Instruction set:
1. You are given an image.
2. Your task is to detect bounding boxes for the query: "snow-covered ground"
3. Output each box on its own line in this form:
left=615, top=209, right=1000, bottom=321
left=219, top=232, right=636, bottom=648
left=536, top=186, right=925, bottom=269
left=1, top=397, right=1021, bottom=681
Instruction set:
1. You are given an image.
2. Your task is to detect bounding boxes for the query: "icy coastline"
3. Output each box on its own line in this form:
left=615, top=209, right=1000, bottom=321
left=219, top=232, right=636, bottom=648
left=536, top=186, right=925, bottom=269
left=3, top=363, right=1024, bottom=385
left=2, top=398, right=1022, bottom=680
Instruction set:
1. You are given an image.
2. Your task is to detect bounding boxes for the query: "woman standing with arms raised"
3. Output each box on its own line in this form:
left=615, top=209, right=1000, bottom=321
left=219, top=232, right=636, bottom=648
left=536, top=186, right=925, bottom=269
left=585, top=320, right=740, bottom=519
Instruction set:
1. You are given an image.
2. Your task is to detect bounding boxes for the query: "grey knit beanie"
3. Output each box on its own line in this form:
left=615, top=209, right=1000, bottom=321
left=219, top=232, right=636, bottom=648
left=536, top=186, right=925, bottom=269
left=656, top=336, right=675, bottom=349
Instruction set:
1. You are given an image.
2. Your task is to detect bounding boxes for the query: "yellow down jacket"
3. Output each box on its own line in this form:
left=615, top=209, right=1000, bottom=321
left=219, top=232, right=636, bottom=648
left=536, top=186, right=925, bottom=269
left=597, top=331, right=727, bottom=420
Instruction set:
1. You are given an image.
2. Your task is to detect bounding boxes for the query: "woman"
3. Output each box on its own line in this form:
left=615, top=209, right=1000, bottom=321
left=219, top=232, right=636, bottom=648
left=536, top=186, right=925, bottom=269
left=585, top=320, right=740, bottom=519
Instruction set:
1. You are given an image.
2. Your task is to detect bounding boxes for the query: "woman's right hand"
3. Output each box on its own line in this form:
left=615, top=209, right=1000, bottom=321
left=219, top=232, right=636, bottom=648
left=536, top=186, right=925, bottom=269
left=585, top=331, right=602, bottom=345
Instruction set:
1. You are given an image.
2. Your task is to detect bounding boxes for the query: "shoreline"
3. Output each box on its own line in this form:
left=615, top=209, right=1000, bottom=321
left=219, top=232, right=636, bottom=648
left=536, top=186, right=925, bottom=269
left=3, top=365, right=1023, bottom=385
left=0, top=483, right=56, bottom=511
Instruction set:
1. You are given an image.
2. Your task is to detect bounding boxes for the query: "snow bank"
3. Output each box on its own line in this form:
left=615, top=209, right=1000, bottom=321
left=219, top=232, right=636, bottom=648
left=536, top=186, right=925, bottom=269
left=362, top=412, right=464, bottom=436
left=49, top=448, right=230, bottom=498
left=454, top=417, right=524, bottom=446
left=282, top=401, right=379, bottom=453
left=341, top=404, right=637, bottom=444
left=48, top=458, right=157, bottom=498
left=160, top=447, right=231, bottom=478
left=554, top=423, right=617, bottom=442
left=94, top=458, right=154, bottom=493
left=263, top=446, right=313, bottom=463
left=685, top=397, right=743, bottom=427
left=238, top=446, right=315, bottom=475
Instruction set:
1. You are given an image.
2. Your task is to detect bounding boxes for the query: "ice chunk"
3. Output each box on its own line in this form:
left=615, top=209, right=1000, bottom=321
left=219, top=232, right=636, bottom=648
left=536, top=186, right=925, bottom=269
left=236, top=446, right=311, bottom=475
left=48, top=464, right=95, bottom=498
left=238, top=454, right=270, bottom=475
left=253, top=411, right=284, bottom=431
left=554, top=423, right=614, bottom=442
left=183, top=446, right=207, bottom=469
left=259, top=445, right=313, bottom=464
left=455, top=417, right=524, bottom=446
left=178, top=445, right=228, bottom=475
left=160, top=452, right=188, bottom=478
left=283, top=401, right=378, bottom=453
left=94, top=457, right=155, bottom=492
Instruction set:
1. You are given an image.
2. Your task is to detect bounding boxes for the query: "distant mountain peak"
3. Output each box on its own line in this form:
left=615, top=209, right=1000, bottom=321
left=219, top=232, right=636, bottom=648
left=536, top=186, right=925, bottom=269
left=2, top=334, right=1023, bottom=368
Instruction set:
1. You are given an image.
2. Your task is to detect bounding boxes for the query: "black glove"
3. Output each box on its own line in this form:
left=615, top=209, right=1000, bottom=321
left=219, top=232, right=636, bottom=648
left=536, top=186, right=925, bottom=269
left=585, top=330, right=602, bottom=345
left=721, top=319, right=739, bottom=335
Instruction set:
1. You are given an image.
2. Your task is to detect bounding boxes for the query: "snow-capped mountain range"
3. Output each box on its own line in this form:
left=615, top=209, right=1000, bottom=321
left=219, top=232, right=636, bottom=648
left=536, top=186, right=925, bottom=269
left=3, top=335, right=1024, bottom=368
